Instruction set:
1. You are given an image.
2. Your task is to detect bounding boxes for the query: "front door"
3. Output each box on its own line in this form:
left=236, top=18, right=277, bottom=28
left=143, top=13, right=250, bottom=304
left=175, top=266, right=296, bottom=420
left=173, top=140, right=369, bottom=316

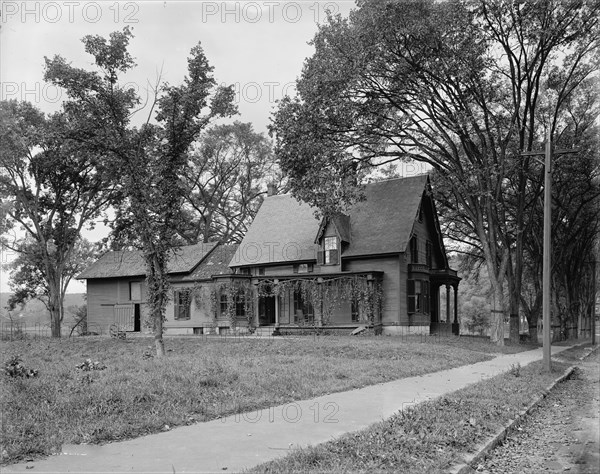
left=133, top=304, right=141, bottom=332
left=259, top=296, right=276, bottom=326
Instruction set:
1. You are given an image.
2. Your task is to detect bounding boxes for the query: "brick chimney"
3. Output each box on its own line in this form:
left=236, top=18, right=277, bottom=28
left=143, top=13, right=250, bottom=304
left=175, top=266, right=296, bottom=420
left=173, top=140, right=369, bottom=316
left=266, top=183, right=276, bottom=196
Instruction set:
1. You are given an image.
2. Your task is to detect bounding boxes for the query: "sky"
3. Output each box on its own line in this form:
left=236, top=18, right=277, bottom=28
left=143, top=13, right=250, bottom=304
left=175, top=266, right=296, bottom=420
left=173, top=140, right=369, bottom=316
left=0, top=0, right=428, bottom=293
left=0, top=0, right=359, bottom=293
left=1, top=0, right=356, bottom=130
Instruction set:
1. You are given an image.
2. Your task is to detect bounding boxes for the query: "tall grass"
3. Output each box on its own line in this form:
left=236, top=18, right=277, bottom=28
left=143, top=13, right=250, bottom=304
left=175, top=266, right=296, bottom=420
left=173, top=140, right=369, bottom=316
left=1, top=335, right=524, bottom=464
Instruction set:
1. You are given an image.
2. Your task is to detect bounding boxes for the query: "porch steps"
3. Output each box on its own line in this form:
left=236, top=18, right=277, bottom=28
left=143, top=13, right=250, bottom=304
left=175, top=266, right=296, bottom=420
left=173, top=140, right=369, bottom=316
left=252, top=326, right=279, bottom=337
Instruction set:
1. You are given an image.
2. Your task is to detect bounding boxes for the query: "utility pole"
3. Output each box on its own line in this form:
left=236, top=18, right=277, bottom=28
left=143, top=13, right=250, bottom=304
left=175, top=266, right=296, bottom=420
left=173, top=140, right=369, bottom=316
left=521, top=130, right=579, bottom=372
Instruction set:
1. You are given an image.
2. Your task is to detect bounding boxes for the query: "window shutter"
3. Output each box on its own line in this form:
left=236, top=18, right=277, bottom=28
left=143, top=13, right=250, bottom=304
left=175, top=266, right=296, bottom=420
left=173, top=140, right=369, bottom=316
left=426, top=242, right=432, bottom=268
left=407, top=280, right=415, bottom=313
left=317, top=251, right=324, bottom=265
left=293, top=265, right=298, bottom=274
left=329, top=249, right=339, bottom=265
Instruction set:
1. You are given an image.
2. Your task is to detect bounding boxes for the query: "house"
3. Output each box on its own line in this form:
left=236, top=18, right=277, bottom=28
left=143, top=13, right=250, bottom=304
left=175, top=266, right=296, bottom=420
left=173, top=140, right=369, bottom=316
left=79, top=174, right=460, bottom=336
left=226, top=174, right=460, bottom=335
left=77, top=243, right=242, bottom=335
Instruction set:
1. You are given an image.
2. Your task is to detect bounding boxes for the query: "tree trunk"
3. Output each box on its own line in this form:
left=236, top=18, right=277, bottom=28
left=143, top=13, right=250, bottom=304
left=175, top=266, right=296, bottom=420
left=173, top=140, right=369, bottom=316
left=148, top=254, right=167, bottom=358
left=490, top=284, right=505, bottom=346
left=47, top=277, right=62, bottom=338
left=526, top=291, right=542, bottom=344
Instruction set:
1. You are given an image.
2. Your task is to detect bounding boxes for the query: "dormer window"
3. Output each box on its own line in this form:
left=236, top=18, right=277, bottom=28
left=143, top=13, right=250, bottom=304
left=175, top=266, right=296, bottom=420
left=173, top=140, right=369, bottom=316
left=323, top=236, right=338, bottom=265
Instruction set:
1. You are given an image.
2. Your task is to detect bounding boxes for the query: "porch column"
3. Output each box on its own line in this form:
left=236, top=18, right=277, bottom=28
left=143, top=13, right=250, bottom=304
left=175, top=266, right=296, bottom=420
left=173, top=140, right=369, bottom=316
left=446, top=285, right=451, bottom=324
left=452, top=284, right=459, bottom=336
left=252, top=281, right=260, bottom=329
left=317, top=278, right=324, bottom=327
left=429, top=283, right=440, bottom=335
left=273, top=279, right=281, bottom=336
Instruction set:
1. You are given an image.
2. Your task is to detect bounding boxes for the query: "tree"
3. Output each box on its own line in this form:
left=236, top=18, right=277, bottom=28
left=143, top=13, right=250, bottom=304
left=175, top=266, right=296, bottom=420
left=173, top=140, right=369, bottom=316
left=270, top=0, right=600, bottom=344
left=0, top=100, right=114, bottom=337
left=43, top=28, right=236, bottom=355
left=178, top=121, right=283, bottom=244
left=6, top=238, right=96, bottom=327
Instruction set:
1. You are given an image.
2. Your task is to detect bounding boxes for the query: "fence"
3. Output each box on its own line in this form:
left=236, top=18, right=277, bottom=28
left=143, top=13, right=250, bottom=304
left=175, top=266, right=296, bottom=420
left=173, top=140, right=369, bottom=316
left=0, top=321, right=107, bottom=340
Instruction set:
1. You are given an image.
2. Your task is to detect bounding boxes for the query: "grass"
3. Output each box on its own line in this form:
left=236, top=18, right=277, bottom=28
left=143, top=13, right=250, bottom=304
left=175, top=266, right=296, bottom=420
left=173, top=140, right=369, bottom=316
left=250, top=355, right=579, bottom=473
left=0, top=334, right=534, bottom=465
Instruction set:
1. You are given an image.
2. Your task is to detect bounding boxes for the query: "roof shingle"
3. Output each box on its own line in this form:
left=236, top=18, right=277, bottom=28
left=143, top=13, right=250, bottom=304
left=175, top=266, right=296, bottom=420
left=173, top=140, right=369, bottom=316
left=182, top=244, right=238, bottom=280
left=77, top=242, right=218, bottom=279
left=230, top=175, right=428, bottom=266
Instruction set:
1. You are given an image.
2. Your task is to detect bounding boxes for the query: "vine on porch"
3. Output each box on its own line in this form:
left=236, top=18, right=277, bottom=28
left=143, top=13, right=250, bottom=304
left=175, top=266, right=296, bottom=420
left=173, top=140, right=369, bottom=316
left=203, top=281, right=255, bottom=330
left=256, top=275, right=383, bottom=326
left=189, top=275, right=382, bottom=329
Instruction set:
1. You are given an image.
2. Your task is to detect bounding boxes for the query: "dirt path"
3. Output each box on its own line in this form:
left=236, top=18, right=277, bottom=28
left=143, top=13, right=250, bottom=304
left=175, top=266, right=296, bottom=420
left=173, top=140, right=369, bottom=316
left=477, top=348, right=600, bottom=473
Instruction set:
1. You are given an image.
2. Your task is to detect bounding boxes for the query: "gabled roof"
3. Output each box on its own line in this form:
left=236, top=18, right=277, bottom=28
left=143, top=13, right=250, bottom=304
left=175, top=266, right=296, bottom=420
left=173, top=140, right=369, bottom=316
left=182, top=244, right=238, bottom=281
left=230, top=174, right=430, bottom=267
left=77, top=242, right=218, bottom=279
left=230, top=194, right=320, bottom=266
left=343, top=175, right=428, bottom=257
left=315, top=214, right=351, bottom=244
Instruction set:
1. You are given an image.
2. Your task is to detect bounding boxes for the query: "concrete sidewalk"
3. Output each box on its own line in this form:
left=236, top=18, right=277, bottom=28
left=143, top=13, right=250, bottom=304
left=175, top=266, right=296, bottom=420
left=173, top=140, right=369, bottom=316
left=2, top=345, right=572, bottom=474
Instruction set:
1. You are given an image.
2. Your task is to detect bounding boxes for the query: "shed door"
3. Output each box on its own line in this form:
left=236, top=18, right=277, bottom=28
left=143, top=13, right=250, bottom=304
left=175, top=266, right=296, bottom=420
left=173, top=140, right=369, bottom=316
left=114, top=304, right=134, bottom=331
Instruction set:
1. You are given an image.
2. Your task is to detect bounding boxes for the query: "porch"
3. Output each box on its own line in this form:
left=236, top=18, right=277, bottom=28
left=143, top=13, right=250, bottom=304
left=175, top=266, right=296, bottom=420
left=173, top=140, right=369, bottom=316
left=250, top=271, right=384, bottom=333
left=429, top=268, right=461, bottom=335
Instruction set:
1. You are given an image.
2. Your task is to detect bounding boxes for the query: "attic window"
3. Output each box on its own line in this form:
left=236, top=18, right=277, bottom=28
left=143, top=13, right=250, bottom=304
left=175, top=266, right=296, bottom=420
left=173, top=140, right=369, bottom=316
left=320, top=236, right=338, bottom=265
left=293, top=263, right=314, bottom=274
left=410, top=236, right=419, bottom=263
left=426, top=241, right=433, bottom=268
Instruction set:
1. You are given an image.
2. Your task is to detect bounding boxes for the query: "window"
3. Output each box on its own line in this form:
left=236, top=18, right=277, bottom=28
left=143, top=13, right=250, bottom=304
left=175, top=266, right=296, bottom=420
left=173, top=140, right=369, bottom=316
left=319, top=236, right=338, bottom=265
left=351, top=300, right=360, bottom=323
left=293, top=263, right=314, bottom=274
left=258, top=267, right=265, bottom=276
left=235, top=295, right=246, bottom=319
left=410, top=236, right=419, bottom=263
left=220, top=293, right=228, bottom=316
left=239, top=268, right=251, bottom=275
left=426, top=241, right=433, bottom=268
left=293, top=290, right=314, bottom=323
left=130, top=282, right=142, bottom=301
left=407, top=279, right=430, bottom=314
left=174, top=289, right=191, bottom=320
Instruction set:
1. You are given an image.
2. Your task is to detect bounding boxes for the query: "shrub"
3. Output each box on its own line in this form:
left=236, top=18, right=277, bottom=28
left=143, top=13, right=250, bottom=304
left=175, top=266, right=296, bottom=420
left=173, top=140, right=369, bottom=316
left=4, top=355, right=38, bottom=378
left=462, top=296, right=491, bottom=336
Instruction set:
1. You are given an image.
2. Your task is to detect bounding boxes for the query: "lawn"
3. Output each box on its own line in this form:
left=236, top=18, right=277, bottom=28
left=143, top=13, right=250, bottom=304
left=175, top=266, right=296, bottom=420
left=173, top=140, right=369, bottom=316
left=1, top=334, right=534, bottom=465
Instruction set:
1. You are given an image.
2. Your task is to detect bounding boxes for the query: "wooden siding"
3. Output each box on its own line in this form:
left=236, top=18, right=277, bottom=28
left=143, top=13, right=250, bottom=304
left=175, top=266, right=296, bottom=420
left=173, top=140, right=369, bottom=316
left=164, top=281, right=215, bottom=329
left=344, top=256, right=401, bottom=325
left=399, top=254, right=410, bottom=325
left=86, top=278, right=149, bottom=331
left=407, top=195, right=445, bottom=269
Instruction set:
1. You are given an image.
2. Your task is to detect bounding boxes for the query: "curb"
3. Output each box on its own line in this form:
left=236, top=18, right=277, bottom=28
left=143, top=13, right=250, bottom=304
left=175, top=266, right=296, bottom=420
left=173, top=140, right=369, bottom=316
left=447, top=365, right=577, bottom=474
left=578, top=344, right=599, bottom=361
